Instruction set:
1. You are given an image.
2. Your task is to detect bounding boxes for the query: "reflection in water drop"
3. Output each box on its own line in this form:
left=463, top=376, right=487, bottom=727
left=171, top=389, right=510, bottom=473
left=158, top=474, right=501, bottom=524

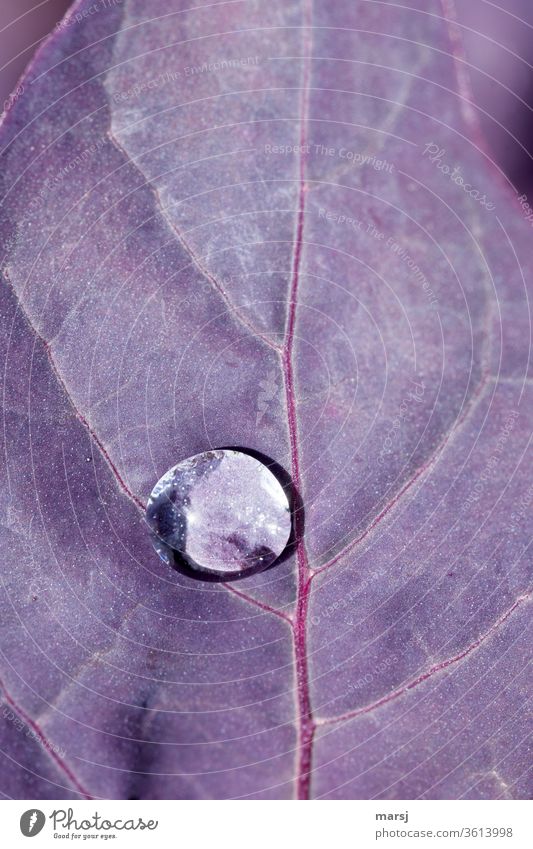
left=146, top=449, right=291, bottom=578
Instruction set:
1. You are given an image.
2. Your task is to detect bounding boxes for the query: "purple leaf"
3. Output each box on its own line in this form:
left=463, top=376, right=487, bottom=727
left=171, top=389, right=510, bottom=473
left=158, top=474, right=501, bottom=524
left=0, top=0, right=531, bottom=800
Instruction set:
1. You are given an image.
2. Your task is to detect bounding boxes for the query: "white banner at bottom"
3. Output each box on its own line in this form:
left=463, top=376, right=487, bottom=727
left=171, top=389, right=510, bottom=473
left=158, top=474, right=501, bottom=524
left=1, top=799, right=530, bottom=848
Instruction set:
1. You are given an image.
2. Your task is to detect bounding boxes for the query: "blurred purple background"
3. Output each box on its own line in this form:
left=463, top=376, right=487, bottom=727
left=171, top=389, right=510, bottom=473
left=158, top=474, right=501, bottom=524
left=1, top=0, right=533, bottom=191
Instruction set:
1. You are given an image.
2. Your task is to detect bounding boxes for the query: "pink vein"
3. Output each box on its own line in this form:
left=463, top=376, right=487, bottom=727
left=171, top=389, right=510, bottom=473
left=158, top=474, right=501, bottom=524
left=0, top=677, right=93, bottom=798
left=3, top=274, right=145, bottom=513
left=314, top=460, right=435, bottom=577
left=282, top=0, right=314, bottom=802
left=223, top=583, right=292, bottom=624
left=47, top=349, right=146, bottom=513
left=315, top=371, right=489, bottom=576
left=106, top=129, right=280, bottom=353
left=440, top=0, right=480, bottom=139
left=317, top=592, right=531, bottom=727
left=4, top=279, right=294, bottom=626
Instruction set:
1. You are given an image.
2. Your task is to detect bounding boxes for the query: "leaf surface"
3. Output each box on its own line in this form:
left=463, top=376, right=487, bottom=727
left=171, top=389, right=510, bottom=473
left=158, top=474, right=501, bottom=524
left=0, top=0, right=531, bottom=799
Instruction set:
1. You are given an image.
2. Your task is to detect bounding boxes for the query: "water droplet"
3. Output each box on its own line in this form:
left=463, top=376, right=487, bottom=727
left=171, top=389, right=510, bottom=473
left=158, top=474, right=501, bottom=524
left=146, top=449, right=291, bottom=578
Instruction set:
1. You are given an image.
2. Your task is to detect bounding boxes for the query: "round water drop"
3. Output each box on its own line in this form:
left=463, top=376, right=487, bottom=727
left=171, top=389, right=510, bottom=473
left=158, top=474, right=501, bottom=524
left=146, top=449, right=291, bottom=578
